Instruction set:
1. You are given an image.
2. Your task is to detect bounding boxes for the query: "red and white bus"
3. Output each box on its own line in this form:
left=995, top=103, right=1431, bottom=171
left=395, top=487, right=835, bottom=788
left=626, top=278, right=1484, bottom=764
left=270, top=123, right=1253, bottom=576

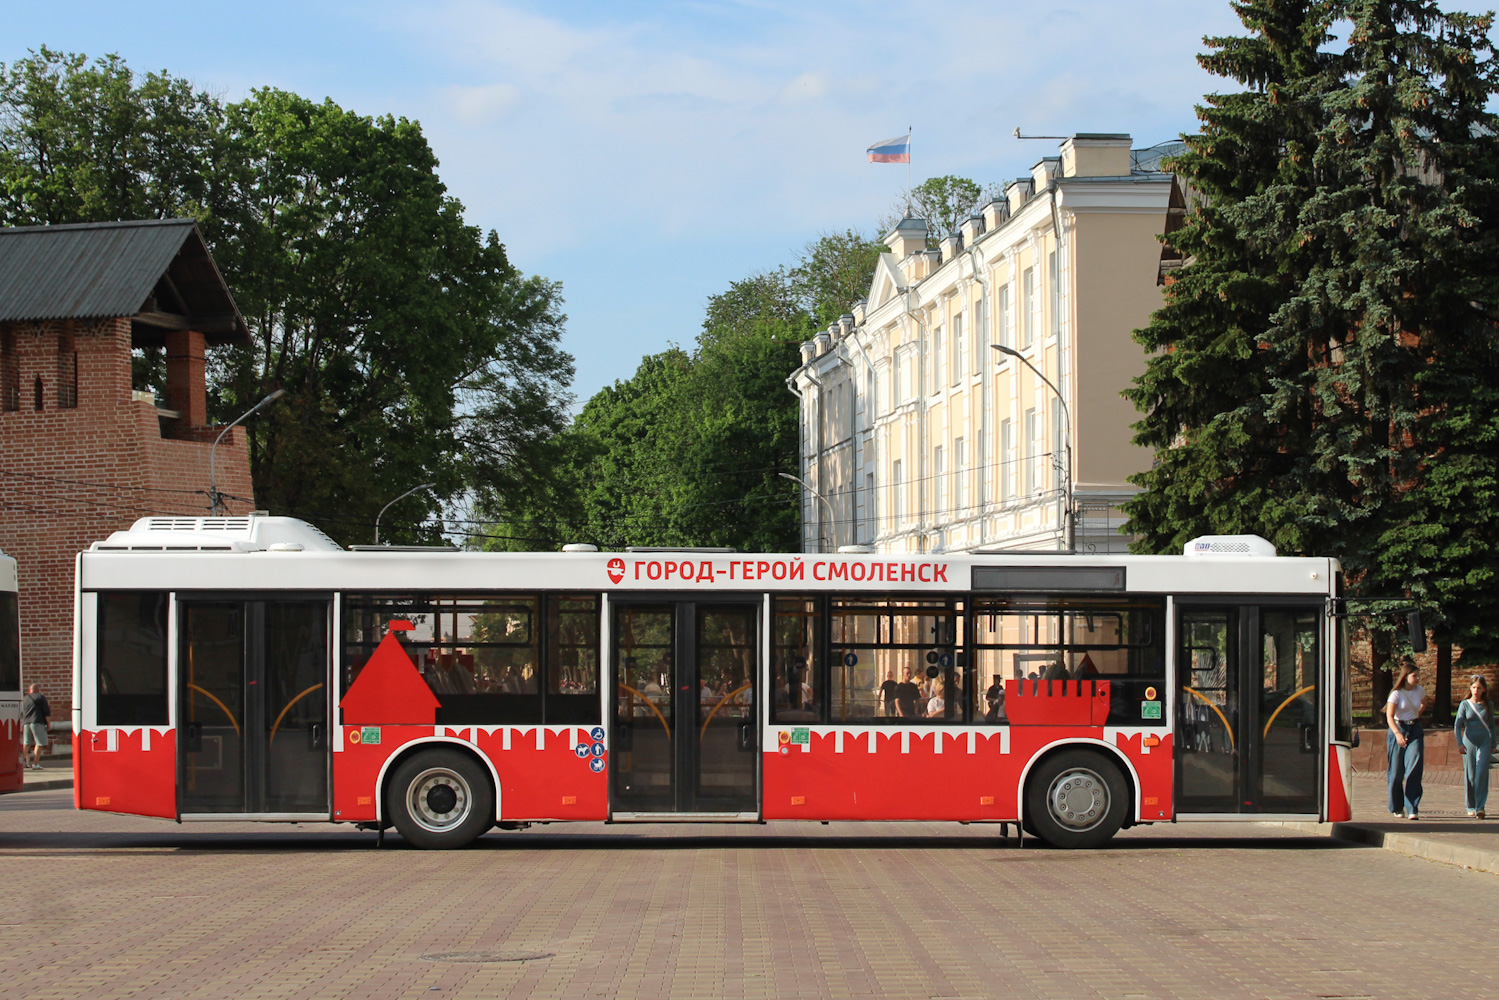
left=0, top=550, right=22, bottom=793
left=71, top=515, right=1353, bottom=848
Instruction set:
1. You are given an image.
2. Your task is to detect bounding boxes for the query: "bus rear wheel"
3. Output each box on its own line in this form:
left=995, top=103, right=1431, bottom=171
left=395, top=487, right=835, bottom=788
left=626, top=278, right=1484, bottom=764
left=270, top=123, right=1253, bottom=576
left=1024, top=749, right=1127, bottom=850
left=387, top=749, right=494, bottom=849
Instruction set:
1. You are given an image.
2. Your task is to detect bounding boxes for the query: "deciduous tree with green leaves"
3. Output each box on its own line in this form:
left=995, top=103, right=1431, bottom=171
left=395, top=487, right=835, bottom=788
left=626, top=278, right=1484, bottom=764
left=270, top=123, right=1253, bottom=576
left=485, top=232, right=885, bottom=551
left=0, top=48, right=574, bottom=546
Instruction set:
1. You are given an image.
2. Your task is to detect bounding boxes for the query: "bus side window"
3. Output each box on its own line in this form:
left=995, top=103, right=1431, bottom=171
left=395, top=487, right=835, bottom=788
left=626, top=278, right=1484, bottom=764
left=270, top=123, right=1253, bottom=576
left=772, top=597, right=823, bottom=723
left=97, top=591, right=169, bottom=726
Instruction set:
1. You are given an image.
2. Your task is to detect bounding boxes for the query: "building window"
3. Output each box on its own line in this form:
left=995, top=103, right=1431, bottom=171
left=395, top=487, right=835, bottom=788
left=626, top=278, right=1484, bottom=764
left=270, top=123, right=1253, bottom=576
left=975, top=297, right=988, bottom=356
left=1022, top=267, right=1036, bottom=348
left=1001, top=418, right=1014, bottom=499
left=33, top=376, right=43, bottom=411
left=1049, top=250, right=1061, bottom=340
left=932, top=325, right=944, bottom=394
left=57, top=323, right=78, bottom=409
left=0, top=326, right=17, bottom=411
left=1024, top=407, right=1038, bottom=495
left=893, top=353, right=903, bottom=406
left=954, top=437, right=966, bottom=516
left=997, top=285, right=1010, bottom=350
left=865, top=472, right=876, bottom=539
left=953, top=313, right=965, bottom=382
left=893, top=460, right=904, bottom=525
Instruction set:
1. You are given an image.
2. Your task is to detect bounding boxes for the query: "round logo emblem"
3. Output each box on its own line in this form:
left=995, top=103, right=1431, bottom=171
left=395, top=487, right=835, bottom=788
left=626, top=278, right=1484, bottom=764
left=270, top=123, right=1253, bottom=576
left=589, top=757, right=606, bottom=773
left=349, top=729, right=362, bottom=744
left=574, top=743, right=591, bottom=759
left=591, top=742, right=606, bottom=758
left=778, top=730, right=790, bottom=745
left=1144, top=686, right=1158, bottom=701
left=590, top=726, right=606, bottom=741
left=843, top=652, right=858, bottom=667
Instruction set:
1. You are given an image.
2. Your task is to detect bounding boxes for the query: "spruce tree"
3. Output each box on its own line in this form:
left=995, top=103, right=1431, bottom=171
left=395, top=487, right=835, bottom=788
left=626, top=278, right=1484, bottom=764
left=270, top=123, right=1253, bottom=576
left=1126, top=1, right=1499, bottom=664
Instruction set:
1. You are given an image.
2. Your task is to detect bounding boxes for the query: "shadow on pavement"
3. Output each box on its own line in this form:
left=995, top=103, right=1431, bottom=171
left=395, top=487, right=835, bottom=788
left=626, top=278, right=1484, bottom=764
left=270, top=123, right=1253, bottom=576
left=0, top=827, right=1350, bottom=856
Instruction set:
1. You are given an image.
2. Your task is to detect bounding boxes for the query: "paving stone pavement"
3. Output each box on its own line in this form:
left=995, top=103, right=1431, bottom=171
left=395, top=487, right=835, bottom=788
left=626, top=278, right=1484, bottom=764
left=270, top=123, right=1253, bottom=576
left=1, top=787, right=1495, bottom=1000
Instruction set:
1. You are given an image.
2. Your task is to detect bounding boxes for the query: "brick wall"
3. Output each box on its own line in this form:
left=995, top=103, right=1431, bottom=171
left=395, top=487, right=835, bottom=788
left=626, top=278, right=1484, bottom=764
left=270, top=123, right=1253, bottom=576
left=0, top=317, right=254, bottom=721
left=1348, top=624, right=1499, bottom=721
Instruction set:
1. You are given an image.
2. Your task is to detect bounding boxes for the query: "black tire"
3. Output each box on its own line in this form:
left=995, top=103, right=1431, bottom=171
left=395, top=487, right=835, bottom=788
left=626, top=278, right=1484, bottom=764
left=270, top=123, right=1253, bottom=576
left=1023, top=749, right=1128, bottom=849
left=386, top=748, right=495, bottom=849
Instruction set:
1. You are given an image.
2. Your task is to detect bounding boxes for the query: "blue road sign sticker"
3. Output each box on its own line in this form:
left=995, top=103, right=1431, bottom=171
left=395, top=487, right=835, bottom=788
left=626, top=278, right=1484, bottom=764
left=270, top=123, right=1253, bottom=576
left=589, top=757, right=606, bottom=773
left=573, top=743, right=590, bottom=759
left=590, top=726, right=605, bottom=741
left=843, top=652, right=858, bottom=667
left=938, top=653, right=953, bottom=668
left=591, top=742, right=606, bottom=757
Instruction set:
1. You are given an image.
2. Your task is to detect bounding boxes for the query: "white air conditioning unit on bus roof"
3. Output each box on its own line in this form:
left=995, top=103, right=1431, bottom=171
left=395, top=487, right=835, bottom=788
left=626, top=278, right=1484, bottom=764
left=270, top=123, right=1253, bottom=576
left=1183, top=534, right=1277, bottom=558
left=90, top=514, right=342, bottom=553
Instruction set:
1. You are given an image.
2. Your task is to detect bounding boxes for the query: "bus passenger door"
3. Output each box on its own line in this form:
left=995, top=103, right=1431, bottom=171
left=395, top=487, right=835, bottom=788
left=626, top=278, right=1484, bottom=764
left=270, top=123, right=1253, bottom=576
left=1175, top=603, right=1321, bottom=816
left=179, top=599, right=331, bottom=817
left=610, top=601, right=757, bottom=816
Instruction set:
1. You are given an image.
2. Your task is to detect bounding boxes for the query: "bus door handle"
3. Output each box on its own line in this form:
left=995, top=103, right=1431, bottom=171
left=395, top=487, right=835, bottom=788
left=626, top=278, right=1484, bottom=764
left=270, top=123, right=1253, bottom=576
left=616, top=722, right=633, bottom=751
left=310, top=723, right=324, bottom=750
left=738, top=722, right=754, bottom=751
left=1300, top=724, right=1316, bottom=753
left=185, top=722, right=203, bottom=753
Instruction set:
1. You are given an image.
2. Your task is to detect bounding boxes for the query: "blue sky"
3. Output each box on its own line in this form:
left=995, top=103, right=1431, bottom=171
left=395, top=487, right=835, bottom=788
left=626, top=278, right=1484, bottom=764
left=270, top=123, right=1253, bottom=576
left=7, top=1, right=1494, bottom=405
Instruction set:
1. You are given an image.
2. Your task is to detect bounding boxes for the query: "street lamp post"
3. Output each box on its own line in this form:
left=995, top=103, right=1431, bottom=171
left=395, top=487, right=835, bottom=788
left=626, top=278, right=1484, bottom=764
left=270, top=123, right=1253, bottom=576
left=208, top=389, right=286, bottom=513
left=778, top=472, right=835, bottom=553
left=374, top=482, right=436, bottom=546
left=991, top=344, right=1074, bottom=553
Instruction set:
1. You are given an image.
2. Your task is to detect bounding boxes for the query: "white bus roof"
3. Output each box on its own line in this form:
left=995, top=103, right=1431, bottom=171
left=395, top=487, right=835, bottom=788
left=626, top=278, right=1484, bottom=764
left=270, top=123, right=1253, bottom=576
left=78, top=519, right=1336, bottom=598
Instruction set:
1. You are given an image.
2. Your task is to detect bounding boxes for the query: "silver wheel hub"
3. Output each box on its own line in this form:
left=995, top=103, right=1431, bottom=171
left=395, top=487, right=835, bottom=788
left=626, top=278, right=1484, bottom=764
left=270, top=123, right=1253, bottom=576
left=408, top=767, right=472, bottom=833
left=1047, top=767, right=1108, bottom=831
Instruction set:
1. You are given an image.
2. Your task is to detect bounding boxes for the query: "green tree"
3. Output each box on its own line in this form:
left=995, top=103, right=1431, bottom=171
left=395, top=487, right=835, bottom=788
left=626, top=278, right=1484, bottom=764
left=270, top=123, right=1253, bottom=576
left=1126, top=1, right=1499, bottom=663
left=0, top=49, right=574, bottom=546
left=487, top=231, right=884, bottom=551
left=0, top=46, right=222, bottom=226
left=883, top=175, right=996, bottom=244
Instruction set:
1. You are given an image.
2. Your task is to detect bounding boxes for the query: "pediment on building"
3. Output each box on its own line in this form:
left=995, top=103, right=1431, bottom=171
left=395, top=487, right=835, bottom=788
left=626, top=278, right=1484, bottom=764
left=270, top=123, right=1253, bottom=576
left=867, top=252, right=905, bottom=312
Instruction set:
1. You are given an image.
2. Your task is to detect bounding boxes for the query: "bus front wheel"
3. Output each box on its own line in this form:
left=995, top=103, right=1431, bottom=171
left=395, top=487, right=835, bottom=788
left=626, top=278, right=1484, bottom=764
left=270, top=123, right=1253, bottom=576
left=1023, top=749, right=1127, bottom=849
left=386, top=749, right=495, bottom=849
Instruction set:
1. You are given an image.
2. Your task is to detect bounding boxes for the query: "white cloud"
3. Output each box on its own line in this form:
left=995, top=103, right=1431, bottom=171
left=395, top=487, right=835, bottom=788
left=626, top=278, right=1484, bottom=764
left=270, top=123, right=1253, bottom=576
left=444, top=82, right=522, bottom=123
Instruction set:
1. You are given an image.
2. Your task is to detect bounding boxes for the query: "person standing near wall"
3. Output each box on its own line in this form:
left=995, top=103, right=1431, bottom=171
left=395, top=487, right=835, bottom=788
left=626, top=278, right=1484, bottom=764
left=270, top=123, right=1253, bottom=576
left=20, top=682, right=49, bottom=771
left=1386, top=661, right=1431, bottom=820
left=1454, top=675, right=1496, bottom=819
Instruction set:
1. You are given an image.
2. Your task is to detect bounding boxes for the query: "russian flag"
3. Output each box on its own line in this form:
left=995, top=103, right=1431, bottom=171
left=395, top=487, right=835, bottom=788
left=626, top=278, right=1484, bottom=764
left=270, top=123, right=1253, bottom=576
left=867, top=133, right=910, bottom=164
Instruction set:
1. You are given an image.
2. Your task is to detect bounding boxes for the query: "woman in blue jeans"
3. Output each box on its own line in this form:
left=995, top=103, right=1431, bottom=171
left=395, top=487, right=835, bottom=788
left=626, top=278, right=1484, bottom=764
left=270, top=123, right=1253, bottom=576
left=1386, top=661, right=1430, bottom=819
left=1455, top=675, right=1496, bottom=819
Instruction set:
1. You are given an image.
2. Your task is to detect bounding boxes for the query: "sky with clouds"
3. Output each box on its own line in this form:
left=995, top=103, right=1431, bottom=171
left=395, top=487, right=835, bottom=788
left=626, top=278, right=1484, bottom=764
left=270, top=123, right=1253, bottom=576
left=7, top=1, right=1496, bottom=404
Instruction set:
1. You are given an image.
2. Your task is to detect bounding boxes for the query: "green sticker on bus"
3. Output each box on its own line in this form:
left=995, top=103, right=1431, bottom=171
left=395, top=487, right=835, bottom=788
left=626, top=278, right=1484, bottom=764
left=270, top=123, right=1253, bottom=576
left=1140, top=701, right=1162, bottom=720
left=361, top=726, right=381, bottom=745
left=791, top=728, right=810, bottom=745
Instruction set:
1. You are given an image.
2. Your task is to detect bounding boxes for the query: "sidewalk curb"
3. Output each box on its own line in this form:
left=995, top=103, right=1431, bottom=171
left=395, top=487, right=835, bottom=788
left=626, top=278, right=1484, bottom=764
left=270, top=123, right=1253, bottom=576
left=1268, top=820, right=1499, bottom=876
left=3, top=777, right=73, bottom=794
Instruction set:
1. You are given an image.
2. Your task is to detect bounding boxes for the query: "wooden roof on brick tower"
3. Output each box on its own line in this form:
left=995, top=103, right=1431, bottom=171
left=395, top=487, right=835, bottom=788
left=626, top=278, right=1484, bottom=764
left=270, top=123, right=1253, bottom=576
left=0, top=218, right=249, bottom=347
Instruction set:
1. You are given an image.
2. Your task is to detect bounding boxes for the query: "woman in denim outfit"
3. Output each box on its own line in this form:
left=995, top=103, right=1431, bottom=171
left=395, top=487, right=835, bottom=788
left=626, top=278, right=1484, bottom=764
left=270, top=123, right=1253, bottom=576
left=1454, top=675, right=1496, bottom=819
left=1386, top=661, right=1430, bottom=819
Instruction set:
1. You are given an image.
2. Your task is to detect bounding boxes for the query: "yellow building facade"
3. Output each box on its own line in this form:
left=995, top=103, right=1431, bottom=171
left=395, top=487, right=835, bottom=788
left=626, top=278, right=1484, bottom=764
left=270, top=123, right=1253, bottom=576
left=790, top=134, right=1176, bottom=554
